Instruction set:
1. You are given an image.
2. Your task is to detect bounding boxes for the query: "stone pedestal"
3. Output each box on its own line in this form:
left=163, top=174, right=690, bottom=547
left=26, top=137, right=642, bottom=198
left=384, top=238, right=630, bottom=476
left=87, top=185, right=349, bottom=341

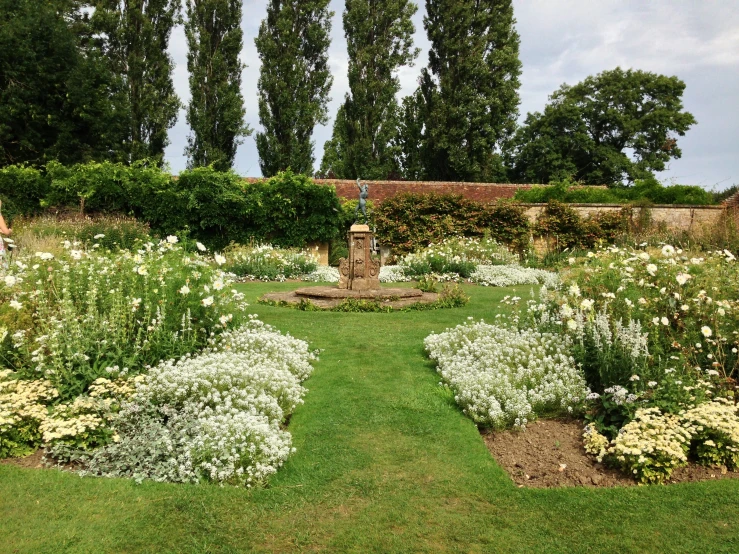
left=338, top=224, right=381, bottom=290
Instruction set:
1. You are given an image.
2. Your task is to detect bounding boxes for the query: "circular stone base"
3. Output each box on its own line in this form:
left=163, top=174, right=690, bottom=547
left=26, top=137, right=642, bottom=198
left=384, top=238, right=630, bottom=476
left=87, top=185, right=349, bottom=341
left=294, top=286, right=423, bottom=299
left=261, top=286, right=438, bottom=309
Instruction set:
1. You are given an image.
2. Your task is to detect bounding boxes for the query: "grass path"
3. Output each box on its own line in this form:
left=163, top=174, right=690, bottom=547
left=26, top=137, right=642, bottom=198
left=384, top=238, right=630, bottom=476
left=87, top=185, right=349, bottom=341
left=1, top=282, right=738, bottom=553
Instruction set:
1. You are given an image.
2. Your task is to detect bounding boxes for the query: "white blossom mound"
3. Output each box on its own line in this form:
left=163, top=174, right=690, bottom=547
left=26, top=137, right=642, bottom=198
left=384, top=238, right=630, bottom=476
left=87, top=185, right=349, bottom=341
left=425, top=321, right=587, bottom=429
left=470, top=265, right=560, bottom=288
left=72, top=320, right=316, bottom=486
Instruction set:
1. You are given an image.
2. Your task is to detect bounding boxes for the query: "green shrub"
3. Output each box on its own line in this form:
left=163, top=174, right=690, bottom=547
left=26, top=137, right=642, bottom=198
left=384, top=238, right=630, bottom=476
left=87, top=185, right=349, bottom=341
left=374, top=193, right=530, bottom=256
left=516, top=177, right=715, bottom=205
left=0, top=165, right=48, bottom=222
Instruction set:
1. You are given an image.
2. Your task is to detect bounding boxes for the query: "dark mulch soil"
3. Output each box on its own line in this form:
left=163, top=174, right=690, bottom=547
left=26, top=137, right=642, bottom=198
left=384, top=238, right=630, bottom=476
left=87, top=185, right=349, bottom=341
left=0, top=449, right=45, bottom=469
left=482, top=418, right=739, bottom=488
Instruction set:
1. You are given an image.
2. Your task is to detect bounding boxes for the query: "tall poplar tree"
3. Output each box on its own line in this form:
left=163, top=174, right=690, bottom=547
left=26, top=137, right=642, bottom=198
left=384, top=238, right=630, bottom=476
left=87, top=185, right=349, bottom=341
left=255, top=0, right=333, bottom=177
left=92, top=0, right=181, bottom=164
left=184, top=0, right=249, bottom=171
left=416, top=0, right=521, bottom=182
left=321, top=0, right=418, bottom=179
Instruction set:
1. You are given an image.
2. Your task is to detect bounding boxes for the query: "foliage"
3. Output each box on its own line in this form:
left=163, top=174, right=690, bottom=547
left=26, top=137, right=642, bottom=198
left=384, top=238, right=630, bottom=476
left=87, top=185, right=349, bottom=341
left=0, top=236, right=247, bottom=399
left=0, top=0, right=128, bottom=167
left=243, top=170, right=343, bottom=248
left=506, top=68, right=697, bottom=185
left=535, top=200, right=631, bottom=251
left=320, top=0, right=419, bottom=179
left=184, top=0, right=250, bottom=171
left=223, top=243, right=318, bottom=281
left=255, top=0, right=333, bottom=176
left=412, top=0, right=521, bottom=182
left=374, top=192, right=530, bottom=255
left=425, top=320, right=587, bottom=429
left=0, top=165, right=48, bottom=222
left=49, top=320, right=316, bottom=486
left=13, top=214, right=151, bottom=252
left=683, top=399, right=739, bottom=469
left=399, top=236, right=517, bottom=278
left=91, top=0, right=181, bottom=164
left=515, top=177, right=716, bottom=205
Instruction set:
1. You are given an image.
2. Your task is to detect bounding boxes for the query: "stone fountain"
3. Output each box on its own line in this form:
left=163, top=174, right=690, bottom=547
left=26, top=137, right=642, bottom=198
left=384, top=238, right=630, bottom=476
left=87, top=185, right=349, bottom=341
left=261, top=181, right=437, bottom=309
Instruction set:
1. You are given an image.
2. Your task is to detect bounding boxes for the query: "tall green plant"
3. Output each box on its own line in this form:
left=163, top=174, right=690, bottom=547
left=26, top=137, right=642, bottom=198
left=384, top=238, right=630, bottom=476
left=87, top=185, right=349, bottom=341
left=184, top=0, right=250, bottom=171
left=320, top=0, right=419, bottom=179
left=414, top=0, right=521, bottom=182
left=91, top=0, right=181, bottom=164
left=255, top=0, right=333, bottom=177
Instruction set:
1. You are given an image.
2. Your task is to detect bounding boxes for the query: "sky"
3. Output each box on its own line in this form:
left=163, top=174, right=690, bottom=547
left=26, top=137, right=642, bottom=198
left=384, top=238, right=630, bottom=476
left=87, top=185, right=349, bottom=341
left=163, top=0, right=739, bottom=191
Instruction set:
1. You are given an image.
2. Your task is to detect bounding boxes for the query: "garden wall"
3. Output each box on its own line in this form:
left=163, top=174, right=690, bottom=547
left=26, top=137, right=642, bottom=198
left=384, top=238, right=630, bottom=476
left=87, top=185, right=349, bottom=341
left=523, top=204, right=726, bottom=232
left=245, top=178, right=535, bottom=203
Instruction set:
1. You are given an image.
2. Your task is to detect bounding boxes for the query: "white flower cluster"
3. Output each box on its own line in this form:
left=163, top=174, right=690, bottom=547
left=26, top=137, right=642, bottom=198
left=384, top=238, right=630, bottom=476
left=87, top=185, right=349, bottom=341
left=379, top=265, right=412, bottom=283
left=610, top=408, right=691, bottom=483
left=425, top=321, right=587, bottom=429
left=302, top=265, right=339, bottom=283
left=469, top=265, right=560, bottom=288
left=584, top=399, right=739, bottom=483
left=72, top=320, right=316, bottom=487
left=682, top=398, right=739, bottom=468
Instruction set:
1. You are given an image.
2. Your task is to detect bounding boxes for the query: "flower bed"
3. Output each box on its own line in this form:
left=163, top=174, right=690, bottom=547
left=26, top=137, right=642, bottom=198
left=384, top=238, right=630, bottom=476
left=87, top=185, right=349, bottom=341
left=1, top=235, right=317, bottom=485
left=427, top=243, right=739, bottom=483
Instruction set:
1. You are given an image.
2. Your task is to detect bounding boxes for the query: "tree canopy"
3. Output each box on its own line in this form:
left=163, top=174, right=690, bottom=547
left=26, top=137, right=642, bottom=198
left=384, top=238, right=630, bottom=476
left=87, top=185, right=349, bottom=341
left=255, top=0, right=333, bottom=177
left=0, top=0, right=128, bottom=167
left=91, top=0, right=181, bottom=165
left=506, top=67, right=697, bottom=185
left=320, top=0, right=419, bottom=180
left=413, top=0, right=521, bottom=182
left=184, top=0, right=250, bottom=172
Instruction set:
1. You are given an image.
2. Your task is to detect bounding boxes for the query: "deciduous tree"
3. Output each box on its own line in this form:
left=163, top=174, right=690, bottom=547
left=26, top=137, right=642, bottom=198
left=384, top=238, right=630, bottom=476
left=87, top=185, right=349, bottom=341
left=184, top=0, right=249, bottom=171
left=414, top=0, right=521, bottom=182
left=255, top=0, right=333, bottom=177
left=506, top=68, right=697, bottom=185
left=321, top=0, right=418, bottom=180
left=92, top=0, right=181, bottom=164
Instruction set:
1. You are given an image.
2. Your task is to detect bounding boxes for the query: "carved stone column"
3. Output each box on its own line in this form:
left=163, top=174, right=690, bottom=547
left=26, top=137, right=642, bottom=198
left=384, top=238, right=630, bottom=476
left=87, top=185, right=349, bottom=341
left=337, top=224, right=380, bottom=290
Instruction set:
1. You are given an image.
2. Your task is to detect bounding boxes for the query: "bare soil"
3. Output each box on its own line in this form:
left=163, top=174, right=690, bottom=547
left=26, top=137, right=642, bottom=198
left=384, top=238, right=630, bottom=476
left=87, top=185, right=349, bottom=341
left=482, top=418, right=739, bottom=488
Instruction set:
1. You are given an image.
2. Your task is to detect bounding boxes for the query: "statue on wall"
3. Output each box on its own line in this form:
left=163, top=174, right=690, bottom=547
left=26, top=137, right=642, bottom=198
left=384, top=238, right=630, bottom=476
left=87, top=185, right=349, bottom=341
left=354, top=178, right=369, bottom=224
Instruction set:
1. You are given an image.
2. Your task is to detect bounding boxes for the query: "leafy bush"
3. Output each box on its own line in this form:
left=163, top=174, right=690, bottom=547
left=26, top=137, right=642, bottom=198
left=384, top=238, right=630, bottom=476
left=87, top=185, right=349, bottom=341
left=374, top=193, right=530, bottom=256
left=536, top=200, right=630, bottom=251
left=0, top=165, right=48, bottom=222
left=425, top=320, right=588, bottom=429
left=515, top=177, right=715, bottom=205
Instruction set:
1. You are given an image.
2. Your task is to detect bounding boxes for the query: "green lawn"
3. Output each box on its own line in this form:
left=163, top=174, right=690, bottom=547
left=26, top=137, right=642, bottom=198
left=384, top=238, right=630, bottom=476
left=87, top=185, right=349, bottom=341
left=2, top=282, right=738, bottom=553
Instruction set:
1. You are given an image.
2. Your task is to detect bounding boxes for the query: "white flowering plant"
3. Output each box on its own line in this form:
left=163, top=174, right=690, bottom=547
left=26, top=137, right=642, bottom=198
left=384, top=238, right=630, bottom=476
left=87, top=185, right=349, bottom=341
left=222, top=243, right=318, bottom=281
left=425, top=320, right=588, bottom=429
left=0, top=237, right=247, bottom=399
left=400, top=236, right=518, bottom=279
left=50, top=319, right=317, bottom=487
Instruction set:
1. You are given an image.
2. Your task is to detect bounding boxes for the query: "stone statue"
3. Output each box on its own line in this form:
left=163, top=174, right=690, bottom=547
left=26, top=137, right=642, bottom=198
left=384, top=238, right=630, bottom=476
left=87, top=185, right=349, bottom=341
left=354, top=178, right=369, bottom=223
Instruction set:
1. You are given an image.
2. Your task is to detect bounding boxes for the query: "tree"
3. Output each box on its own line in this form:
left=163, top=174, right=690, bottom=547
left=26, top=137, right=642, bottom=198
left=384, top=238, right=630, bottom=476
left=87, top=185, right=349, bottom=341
left=413, top=0, right=521, bottom=182
left=91, top=0, right=181, bottom=165
left=184, top=0, right=250, bottom=171
left=0, top=0, right=128, bottom=167
left=321, top=0, right=419, bottom=180
left=255, top=0, right=333, bottom=177
left=506, top=68, right=698, bottom=185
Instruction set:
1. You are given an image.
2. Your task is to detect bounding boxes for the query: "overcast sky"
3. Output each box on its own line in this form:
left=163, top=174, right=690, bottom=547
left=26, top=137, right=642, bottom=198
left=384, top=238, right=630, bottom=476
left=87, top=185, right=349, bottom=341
left=163, top=0, right=739, bottom=190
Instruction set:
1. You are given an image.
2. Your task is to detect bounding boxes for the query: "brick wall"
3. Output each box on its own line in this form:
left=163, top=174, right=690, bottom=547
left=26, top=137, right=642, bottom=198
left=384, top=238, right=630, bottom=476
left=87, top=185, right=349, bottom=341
left=244, top=177, right=535, bottom=203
